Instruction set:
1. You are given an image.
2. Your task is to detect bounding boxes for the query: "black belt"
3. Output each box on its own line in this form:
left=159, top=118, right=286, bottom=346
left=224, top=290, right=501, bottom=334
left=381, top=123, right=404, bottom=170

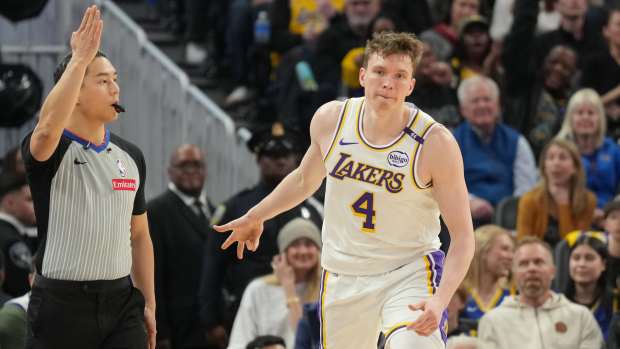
left=34, top=274, right=131, bottom=291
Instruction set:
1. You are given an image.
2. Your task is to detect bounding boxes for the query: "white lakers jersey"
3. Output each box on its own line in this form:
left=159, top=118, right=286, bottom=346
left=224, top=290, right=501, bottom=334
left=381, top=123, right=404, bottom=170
left=321, top=97, right=441, bottom=275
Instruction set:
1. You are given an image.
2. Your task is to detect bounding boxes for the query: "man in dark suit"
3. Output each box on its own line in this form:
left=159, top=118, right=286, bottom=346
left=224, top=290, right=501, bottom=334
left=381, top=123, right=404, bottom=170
left=148, top=144, right=214, bottom=349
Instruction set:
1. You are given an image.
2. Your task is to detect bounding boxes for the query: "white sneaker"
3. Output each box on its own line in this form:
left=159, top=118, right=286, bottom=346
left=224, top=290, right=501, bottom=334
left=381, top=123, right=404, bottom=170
left=186, top=42, right=207, bottom=64
left=225, top=86, right=253, bottom=107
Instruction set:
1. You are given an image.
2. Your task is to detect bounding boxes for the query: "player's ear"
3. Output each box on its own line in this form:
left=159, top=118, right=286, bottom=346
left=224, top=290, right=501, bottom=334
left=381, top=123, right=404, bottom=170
left=359, top=67, right=366, bottom=88
left=408, top=78, right=416, bottom=95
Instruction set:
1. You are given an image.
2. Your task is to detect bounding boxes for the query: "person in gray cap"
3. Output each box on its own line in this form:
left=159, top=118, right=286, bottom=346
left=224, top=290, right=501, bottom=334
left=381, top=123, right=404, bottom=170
left=227, top=218, right=322, bottom=349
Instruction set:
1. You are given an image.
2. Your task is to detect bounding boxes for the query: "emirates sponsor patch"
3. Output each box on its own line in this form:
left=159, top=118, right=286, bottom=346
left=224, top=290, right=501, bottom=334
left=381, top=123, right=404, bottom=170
left=112, top=178, right=137, bottom=191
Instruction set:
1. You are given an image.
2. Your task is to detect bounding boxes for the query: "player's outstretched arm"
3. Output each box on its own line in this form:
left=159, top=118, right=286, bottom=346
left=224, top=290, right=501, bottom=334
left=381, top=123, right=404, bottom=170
left=30, top=5, right=103, bottom=161
left=408, top=126, right=475, bottom=336
left=214, top=101, right=342, bottom=259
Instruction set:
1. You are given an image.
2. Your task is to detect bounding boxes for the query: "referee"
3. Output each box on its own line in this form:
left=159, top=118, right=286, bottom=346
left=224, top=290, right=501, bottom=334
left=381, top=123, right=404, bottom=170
left=21, top=6, right=155, bottom=349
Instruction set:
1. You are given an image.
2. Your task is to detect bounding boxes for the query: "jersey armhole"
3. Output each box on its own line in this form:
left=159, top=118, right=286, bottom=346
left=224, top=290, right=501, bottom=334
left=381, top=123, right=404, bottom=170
left=322, top=100, right=351, bottom=162
left=411, top=122, right=438, bottom=190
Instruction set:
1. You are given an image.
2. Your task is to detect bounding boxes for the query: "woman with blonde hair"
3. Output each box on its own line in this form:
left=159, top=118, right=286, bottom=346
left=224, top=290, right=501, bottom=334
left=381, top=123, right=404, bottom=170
left=227, top=218, right=322, bottom=349
left=517, top=138, right=597, bottom=247
left=461, top=225, right=514, bottom=327
left=556, top=88, right=620, bottom=212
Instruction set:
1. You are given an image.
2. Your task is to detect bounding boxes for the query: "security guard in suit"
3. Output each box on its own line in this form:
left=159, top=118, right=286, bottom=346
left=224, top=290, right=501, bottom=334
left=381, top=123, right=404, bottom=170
left=198, top=123, right=323, bottom=347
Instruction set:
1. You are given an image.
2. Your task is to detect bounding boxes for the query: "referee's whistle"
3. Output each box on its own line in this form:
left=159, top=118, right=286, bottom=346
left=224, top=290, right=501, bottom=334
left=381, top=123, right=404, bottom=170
left=112, top=103, right=126, bottom=113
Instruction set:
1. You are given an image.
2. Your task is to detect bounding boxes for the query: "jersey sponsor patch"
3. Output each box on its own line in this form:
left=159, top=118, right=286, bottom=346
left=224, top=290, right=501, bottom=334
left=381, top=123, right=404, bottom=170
left=112, top=178, right=137, bottom=191
left=387, top=150, right=409, bottom=168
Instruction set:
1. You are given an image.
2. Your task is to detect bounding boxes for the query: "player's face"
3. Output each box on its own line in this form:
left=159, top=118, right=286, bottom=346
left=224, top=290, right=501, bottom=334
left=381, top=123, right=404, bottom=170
left=604, top=11, right=620, bottom=47
left=569, top=244, right=605, bottom=285
left=484, top=234, right=514, bottom=279
left=570, top=101, right=600, bottom=136
left=78, top=57, right=120, bottom=123
left=451, top=0, right=479, bottom=27
left=460, top=81, right=499, bottom=131
left=359, top=53, right=415, bottom=110
left=285, top=238, right=320, bottom=274
left=513, top=244, right=555, bottom=300
left=543, top=144, right=576, bottom=186
left=168, top=146, right=206, bottom=196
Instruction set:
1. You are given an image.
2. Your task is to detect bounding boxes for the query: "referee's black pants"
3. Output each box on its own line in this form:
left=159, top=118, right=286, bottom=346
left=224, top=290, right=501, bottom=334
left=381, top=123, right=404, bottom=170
left=26, top=274, right=147, bottom=349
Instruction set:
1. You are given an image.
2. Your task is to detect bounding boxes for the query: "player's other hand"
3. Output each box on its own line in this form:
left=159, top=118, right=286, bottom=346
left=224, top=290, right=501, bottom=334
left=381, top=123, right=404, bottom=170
left=407, top=295, right=445, bottom=336
left=213, top=214, right=264, bottom=259
left=70, top=5, right=103, bottom=65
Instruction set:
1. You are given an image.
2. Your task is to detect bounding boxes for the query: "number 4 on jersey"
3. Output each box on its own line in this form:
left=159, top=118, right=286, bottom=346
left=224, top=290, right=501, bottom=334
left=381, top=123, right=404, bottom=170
left=351, top=192, right=376, bottom=232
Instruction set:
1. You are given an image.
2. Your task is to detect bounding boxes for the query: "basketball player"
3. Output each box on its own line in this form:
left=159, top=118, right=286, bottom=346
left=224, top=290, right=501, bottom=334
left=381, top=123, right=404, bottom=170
left=215, top=32, right=474, bottom=349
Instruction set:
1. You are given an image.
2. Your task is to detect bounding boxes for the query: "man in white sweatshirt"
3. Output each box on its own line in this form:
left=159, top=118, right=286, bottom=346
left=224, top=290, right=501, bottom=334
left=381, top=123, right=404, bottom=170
left=478, top=237, right=603, bottom=349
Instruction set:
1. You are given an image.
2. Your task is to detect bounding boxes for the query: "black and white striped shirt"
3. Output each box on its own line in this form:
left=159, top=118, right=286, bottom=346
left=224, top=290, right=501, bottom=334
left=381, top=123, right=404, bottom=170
left=22, top=129, right=146, bottom=281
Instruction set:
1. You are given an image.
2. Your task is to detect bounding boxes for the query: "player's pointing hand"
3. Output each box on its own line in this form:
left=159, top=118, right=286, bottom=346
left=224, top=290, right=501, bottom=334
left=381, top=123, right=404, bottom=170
left=214, top=213, right=264, bottom=259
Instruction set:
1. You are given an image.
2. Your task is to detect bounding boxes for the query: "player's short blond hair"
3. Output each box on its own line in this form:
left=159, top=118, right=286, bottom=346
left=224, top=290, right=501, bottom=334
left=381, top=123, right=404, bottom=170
left=362, top=31, right=424, bottom=76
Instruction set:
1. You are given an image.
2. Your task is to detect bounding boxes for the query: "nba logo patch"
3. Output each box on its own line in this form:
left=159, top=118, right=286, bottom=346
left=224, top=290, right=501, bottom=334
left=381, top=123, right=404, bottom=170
left=116, top=159, right=127, bottom=177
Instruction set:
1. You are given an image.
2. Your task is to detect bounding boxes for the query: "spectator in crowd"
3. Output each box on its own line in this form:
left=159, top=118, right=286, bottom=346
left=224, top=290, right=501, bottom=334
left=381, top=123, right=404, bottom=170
left=147, top=144, right=215, bottom=349
left=453, top=75, right=537, bottom=225
left=581, top=5, right=620, bottom=141
left=381, top=0, right=433, bottom=34
left=0, top=172, right=34, bottom=297
left=223, top=0, right=273, bottom=107
left=312, top=0, right=381, bottom=100
left=446, top=335, right=478, bottom=349
left=478, top=237, right=603, bottom=349
left=533, top=0, right=606, bottom=69
left=450, top=15, right=500, bottom=86
left=604, top=200, right=620, bottom=288
left=556, top=88, right=620, bottom=212
left=408, top=40, right=460, bottom=129
left=245, top=335, right=286, bottom=349
left=420, top=0, right=480, bottom=62
left=1, top=147, right=25, bottom=176
left=564, top=235, right=616, bottom=340
left=270, top=0, right=343, bottom=55
left=501, top=0, right=578, bottom=156
left=227, top=218, right=321, bottom=349
left=461, top=225, right=514, bottom=329
left=516, top=139, right=596, bottom=247
left=199, top=124, right=323, bottom=346
left=489, top=0, right=560, bottom=42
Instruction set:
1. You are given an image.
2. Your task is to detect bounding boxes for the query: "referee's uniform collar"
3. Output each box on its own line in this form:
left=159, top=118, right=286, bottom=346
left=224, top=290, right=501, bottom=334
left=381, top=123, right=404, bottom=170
left=63, top=128, right=110, bottom=153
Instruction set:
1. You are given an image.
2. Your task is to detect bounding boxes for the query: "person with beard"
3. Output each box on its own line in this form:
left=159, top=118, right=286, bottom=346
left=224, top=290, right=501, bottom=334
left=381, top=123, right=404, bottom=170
left=147, top=144, right=215, bottom=349
left=478, top=237, right=603, bottom=349
left=199, top=123, right=323, bottom=348
left=502, top=0, right=578, bottom=158
left=460, top=225, right=514, bottom=330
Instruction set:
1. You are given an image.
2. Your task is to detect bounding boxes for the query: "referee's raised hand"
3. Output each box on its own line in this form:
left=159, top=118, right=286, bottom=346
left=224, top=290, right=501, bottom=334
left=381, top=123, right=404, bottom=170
left=213, top=213, right=264, bottom=259
left=70, top=5, right=102, bottom=65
